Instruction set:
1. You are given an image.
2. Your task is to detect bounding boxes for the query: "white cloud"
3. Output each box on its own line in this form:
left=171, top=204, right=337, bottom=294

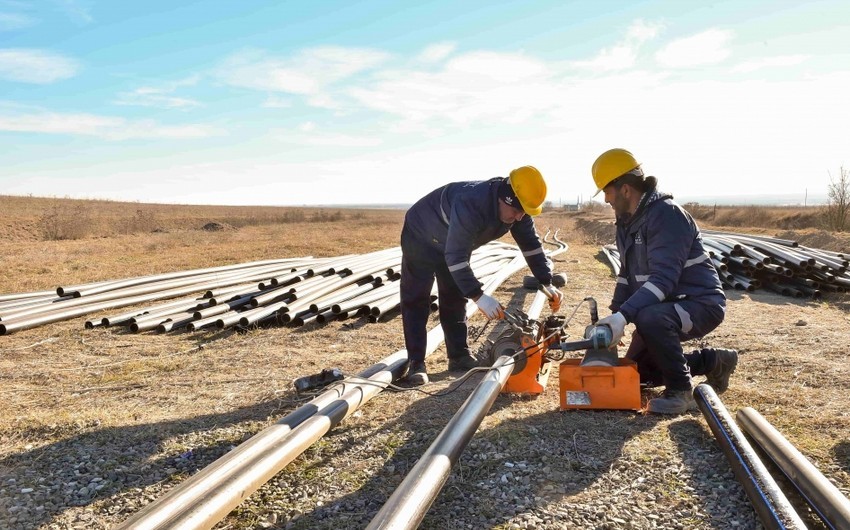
left=655, top=29, right=733, bottom=68
left=348, top=51, right=559, bottom=132
left=570, top=19, right=663, bottom=71
left=417, top=42, right=456, bottom=63
left=732, top=54, right=808, bottom=73
left=56, top=0, right=93, bottom=24
left=0, top=12, right=35, bottom=31
left=278, top=122, right=381, bottom=147
left=262, top=95, right=292, bottom=108
left=217, top=46, right=390, bottom=96
left=114, top=77, right=203, bottom=109
left=114, top=87, right=202, bottom=109
left=0, top=108, right=221, bottom=140
left=307, top=93, right=345, bottom=110
left=0, top=48, right=78, bottom=83
left=281, top=132, right=382, bottom=147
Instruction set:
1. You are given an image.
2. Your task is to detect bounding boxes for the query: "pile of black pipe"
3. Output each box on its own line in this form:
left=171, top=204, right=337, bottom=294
left=601, top=230, right=849, bottom=298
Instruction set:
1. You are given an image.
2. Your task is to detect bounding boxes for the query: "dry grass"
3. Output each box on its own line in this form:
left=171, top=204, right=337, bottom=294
left=0, top=198, right=849, bottom=529
left=683, top=203, right=830, bottom=231
left=0, top=195, right=382, bottom=243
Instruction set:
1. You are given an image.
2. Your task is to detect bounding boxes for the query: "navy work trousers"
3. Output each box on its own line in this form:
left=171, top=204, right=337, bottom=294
left=400, top=226, right=470, bottom=364
left=624, top=299, right=725, bottom=392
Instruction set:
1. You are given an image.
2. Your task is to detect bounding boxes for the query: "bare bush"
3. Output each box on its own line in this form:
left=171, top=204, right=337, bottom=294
left=117, top=209, right=158, bottom=235
left=579, top=201, right=609, bottom=213
left=714, top=206, right=772, bottom=228
left=309, top=210, right=344, bottom=222
left=824, top=166, right=849, bottom=232
left=39, top=202, right=93, bottom=240
left=683, top=202, right=715, bottom=221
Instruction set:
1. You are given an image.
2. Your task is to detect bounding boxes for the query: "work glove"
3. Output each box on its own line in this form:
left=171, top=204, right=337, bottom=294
left=540, top=285, right=563, bottom=312
left=475, top=294, right=504, bottom=320
left=597, top=312, right=627, bottom=346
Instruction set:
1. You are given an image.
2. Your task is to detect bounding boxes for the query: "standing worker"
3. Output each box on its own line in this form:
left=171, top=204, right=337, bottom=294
left=592, top=148, right=738, bottom=414
left=401, top=166, right=563, bottom=386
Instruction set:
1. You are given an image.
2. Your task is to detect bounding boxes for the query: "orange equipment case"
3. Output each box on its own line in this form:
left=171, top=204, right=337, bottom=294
left=559, top=358, right=642, bottom=411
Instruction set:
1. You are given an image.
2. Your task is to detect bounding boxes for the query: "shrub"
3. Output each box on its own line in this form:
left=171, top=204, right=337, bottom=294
left=39, top=202, right=92, bottom=240
left=824, top=166, right=849, bottom=232
left=579, top=201, right=609, bottom=213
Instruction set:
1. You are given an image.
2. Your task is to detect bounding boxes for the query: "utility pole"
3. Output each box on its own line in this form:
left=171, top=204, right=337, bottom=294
left=804, top=188, right=807, bottom=207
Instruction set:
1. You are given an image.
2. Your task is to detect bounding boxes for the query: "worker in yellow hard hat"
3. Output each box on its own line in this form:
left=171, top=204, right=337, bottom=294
left=400, top=166, right=563, bottom=386
left=591, top=148, right=737, bottom=414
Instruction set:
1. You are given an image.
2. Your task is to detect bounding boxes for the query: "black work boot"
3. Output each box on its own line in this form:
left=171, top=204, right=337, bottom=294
left=447, top=354, right=479, bottom=372
left=647, top=388, right=698, bottom=415
left=406, top=361, right=429, bottom=386
left=705, top=348, right=738, bottom=394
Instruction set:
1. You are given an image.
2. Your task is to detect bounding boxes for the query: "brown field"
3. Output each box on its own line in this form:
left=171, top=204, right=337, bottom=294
left=1, top=196, right=849, bottom=529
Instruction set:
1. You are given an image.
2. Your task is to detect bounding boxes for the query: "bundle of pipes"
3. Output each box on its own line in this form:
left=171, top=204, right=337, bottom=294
left=599, top=231, right=849, bottom=298
left=0, top=241, right=529, bottom=336
left=0, top=257, right=320, bottom=335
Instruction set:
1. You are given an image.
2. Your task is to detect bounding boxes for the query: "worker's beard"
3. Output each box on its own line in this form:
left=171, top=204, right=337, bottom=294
left=609, top=189, right=631, bottom=218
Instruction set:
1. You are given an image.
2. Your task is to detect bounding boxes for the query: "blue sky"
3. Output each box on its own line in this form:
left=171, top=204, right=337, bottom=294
left=1, top=0, right=848, bottom=206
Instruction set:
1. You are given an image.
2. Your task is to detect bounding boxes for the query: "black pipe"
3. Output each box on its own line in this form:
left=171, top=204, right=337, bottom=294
left=694, top=384, right=806, bottom=529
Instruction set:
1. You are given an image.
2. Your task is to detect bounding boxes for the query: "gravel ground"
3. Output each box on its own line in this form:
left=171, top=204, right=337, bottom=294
left=2, top=221, right=848, bottom=530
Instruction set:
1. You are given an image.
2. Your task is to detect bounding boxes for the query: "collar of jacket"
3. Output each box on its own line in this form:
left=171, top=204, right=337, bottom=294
left=615, top=189, right=673, bottom=229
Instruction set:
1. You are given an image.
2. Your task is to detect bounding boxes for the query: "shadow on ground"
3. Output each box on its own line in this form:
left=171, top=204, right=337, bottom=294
left=0, top=395, right=298, bottom=528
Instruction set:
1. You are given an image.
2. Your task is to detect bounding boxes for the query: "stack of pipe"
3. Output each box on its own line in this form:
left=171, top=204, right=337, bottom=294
left=0, top=258, right=317, bottom=335
left=599, top=231, right=849, bottom=298
left=0, top=241, right=531, bottom=336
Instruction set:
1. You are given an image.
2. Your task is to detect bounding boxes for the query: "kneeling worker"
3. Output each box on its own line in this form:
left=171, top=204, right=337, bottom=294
left=592, top=149, right=738, bottom=414
left=401, top=166, right=563, bottom=386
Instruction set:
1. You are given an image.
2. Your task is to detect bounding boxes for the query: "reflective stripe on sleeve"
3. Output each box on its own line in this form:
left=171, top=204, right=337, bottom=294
left=522, top=247, right=544, bottom=257
left=448, top=261, right=470, bottom=272
left=635, top=274, right=650, bottom=282
left=439, top=188, right=450, bottom=225
left=642, top=281, right=665, bottom=301
left=684, top=253, right=709, bottom=268
left=616, top=277, right=629, bottom=285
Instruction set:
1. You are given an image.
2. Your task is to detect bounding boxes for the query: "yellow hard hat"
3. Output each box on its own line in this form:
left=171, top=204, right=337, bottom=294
left=591, top=148, right=641, bottom=194
left=509, top=165, right=547, bottom=216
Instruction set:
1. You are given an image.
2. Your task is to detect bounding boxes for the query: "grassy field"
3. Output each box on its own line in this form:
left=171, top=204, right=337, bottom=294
left=0, top=196, right=849, bottom=529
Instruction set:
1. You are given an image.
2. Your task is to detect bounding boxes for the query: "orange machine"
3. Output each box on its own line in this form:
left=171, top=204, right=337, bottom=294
left=558, top=357, right=641, bottom=411
left=479, top=313, right=565, bottom=395
left=479, top=302, right=642, bottom=411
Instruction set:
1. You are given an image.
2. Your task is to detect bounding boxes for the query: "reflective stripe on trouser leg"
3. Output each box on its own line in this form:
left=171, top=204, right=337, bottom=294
left=679, top=300, right=726, bottom=375
left=627, top=301, right=726, bottom=385
left=631, top=303, right=692, bottom=391
left=435, top=263, right=469, bottom=359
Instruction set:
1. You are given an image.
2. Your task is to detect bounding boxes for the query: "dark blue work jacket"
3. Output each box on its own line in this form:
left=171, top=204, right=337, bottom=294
left=404, top=177, right=552, bottom=299
left=612, top=190, right=725, bottom=323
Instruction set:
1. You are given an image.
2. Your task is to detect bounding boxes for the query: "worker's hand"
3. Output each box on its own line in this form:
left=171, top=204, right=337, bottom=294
left=597, top=312, right=627, bottom=345
left=541, top=285, right=563, bottom=312
left=475, top=294, right=504, bottom=320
